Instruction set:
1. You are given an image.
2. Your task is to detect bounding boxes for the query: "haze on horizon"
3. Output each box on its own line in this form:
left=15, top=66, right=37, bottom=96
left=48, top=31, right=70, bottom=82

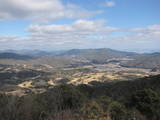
left=0, top=0, right=160, bottom=52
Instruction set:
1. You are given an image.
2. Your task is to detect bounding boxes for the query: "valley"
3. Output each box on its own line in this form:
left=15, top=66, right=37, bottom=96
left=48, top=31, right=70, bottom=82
left=0, top=49, right=160, bottom=96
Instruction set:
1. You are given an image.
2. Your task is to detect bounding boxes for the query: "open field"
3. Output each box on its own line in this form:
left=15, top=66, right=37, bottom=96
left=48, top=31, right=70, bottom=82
left=0, top=61, right=159, bottom=96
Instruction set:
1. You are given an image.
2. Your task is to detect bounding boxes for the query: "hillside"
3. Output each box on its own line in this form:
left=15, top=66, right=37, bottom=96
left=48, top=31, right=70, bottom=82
left=121, top=53, right=160, bottom=69
left=1, top=74, right=160, bottom=120
left=0, top=49, right=160, bottom=70
left=58, top=48, right=137, bottom=63
left=84, top=74, right=160, bottom=99
left=0, top=53, right=34, bottom=60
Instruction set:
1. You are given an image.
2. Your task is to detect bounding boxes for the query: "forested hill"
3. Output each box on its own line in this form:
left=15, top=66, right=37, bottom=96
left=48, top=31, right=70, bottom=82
left=1, top=74, right=160, bottom=120
left=0, top=53, right=34, bottom=60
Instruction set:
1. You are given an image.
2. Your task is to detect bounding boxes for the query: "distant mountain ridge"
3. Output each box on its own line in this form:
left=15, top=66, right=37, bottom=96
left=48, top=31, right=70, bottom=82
left=0, top=48, right=160, bottom=69
left=58, top=48, right=137, bottom=56
left=57, top=48, right=137, bottom=64
left=0, top=49, right=66, bottom=57
left=0, top=53, right=34, bottom=60
left=121, top=53, right=160, bottom=69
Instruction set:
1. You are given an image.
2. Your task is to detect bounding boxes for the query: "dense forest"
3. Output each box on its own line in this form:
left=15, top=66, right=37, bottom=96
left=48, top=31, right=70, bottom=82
left=0, top=75, right=160, bottom=120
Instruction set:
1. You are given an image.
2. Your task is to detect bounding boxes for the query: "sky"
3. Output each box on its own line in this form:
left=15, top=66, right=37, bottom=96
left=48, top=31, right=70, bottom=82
left=0, top=0, right=160, bottom=52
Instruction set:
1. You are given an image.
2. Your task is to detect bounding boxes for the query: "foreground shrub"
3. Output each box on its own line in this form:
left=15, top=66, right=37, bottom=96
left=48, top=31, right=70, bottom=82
left=131, top=89, right=160, bottom=120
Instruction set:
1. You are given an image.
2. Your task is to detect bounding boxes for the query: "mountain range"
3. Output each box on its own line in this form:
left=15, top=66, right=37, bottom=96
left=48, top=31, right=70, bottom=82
left=0, top=48, right=160, bottom=69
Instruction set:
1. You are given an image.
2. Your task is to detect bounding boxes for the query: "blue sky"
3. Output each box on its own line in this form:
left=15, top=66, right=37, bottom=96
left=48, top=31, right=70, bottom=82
left=0, top=0, right=160, bottom=52
left=63, top=0, right=160, bottom=27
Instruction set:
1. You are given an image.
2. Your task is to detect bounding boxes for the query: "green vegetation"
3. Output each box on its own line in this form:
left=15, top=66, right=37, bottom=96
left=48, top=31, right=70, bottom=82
left=0, top=75, right=160, bottom=120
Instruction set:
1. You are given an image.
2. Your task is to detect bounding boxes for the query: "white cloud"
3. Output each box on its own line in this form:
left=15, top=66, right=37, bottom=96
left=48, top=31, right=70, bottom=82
left=27, top=19, right=119, bottom=36
left=0, top=35, right=26, bottom=50
left=99, top=25, right=160, bottom=51
left=0, top=0, right=101, bottom=23
left=130, top=25, right=160, bottom=34
left=22, top=19, right=119, bottom=49
left=0, top=23, right=160, bottom=51
left=104, top=1, right=116, bottom=7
